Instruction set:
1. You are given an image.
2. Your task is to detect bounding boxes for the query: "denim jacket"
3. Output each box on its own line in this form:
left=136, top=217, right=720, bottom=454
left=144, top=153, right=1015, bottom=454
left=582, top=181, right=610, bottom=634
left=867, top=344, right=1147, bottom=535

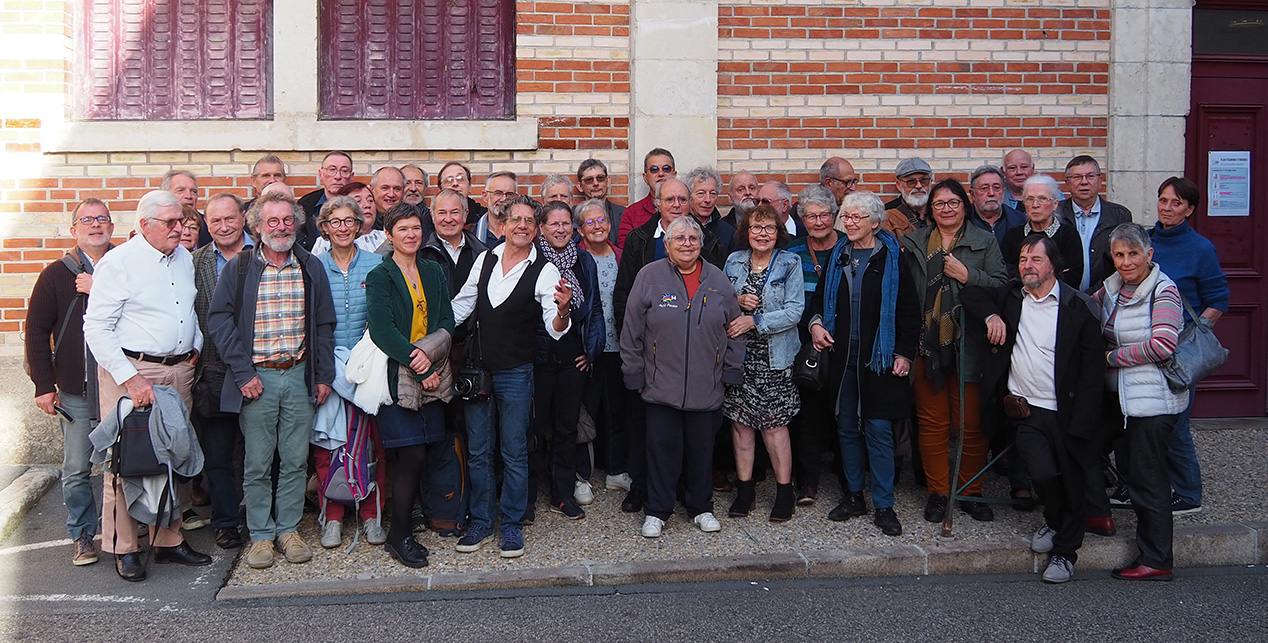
left=723, top=249, right=805, bottom=370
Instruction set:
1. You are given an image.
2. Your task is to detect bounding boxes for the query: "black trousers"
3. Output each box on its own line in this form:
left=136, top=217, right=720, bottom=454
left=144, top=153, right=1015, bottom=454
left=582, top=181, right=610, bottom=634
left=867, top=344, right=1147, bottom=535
left=530, top=355, right=585, bottom=505
left=644, top=403, right=718, bottom=521
left=1123, top=412, right=1178, bottom=570
left=192, top=411, right=242, bottom=530
left=791, top=383, right=833, bottom=490
left=1014, top=408, right=1085, bottom=562
left=584, top=351, right=627, bottom=475
left=626, top=392, right=647, bottom=492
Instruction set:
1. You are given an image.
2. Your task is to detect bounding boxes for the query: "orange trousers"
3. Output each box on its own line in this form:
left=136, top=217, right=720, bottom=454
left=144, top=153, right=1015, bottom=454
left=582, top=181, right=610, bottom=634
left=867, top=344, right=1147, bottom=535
left=912, top=356, right=987, bottom=496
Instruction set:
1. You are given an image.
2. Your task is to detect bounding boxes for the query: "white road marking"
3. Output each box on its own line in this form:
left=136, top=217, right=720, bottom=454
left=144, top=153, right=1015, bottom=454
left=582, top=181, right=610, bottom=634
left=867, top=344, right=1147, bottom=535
left=0, top=593, right=147, bottom=604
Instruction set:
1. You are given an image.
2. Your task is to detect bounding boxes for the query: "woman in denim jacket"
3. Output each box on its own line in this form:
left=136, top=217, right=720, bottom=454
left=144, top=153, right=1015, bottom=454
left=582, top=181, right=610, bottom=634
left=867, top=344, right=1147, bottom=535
left=722, top=205, right=806, bottom=522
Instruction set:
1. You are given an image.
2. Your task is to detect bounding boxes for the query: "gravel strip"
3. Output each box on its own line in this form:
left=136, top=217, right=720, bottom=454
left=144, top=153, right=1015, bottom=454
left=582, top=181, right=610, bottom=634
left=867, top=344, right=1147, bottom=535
left=225, top=423, right=1268, bottom=587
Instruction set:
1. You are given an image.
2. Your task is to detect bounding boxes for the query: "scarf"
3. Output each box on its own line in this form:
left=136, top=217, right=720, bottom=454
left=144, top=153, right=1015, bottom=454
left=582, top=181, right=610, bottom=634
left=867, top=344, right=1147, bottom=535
left=821, top=230, right=900, bottom=375
left=538, top=237, right=584, bottom=310
left=921, top=225, right=962, bottom=387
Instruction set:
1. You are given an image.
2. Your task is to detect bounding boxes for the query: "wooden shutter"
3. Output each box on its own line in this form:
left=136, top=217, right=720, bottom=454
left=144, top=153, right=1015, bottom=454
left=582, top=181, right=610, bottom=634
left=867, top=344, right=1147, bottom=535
left=76, top=0, right=271, bottom=120
left=319, top=0, right=514, bottom=120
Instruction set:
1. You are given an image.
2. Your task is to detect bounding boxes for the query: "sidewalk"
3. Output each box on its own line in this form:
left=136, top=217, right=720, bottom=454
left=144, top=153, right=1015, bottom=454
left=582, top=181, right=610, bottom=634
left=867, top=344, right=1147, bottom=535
left=217, top=419, right=1268, bottom=600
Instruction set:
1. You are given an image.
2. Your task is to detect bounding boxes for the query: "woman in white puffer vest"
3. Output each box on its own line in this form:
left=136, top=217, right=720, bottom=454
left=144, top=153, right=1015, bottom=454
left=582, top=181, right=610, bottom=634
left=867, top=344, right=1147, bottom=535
left=1093, top=222, right=1185, bottom=582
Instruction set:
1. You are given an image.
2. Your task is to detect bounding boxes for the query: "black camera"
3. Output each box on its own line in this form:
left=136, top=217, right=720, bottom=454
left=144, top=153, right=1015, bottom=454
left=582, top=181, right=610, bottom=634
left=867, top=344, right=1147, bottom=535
left=453, top=366, right=492, bottom=401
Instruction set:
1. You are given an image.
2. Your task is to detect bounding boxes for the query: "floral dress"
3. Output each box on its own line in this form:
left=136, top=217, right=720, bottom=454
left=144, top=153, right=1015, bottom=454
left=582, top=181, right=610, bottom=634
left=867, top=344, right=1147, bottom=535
left=723, top=264, right=801, bottom=430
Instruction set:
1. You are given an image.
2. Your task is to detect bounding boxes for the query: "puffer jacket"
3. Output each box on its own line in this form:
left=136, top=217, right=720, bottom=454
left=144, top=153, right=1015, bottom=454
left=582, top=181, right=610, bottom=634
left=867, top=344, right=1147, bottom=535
left=319, top=247, right=383, bottom=349
left=722, top=249, right=804, bottom=370
left=1097, top=263, right=1188, bottom=417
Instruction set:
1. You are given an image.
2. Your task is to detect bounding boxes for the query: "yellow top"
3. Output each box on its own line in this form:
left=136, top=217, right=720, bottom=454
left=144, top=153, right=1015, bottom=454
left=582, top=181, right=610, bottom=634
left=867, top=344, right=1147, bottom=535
left=405, top=275, right=429, bottom=343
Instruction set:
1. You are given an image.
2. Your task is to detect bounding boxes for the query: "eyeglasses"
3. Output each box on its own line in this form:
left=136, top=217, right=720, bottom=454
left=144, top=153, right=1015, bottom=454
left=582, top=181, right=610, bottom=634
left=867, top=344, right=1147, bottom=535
left=76, top=215, right=112, bottom=225
left=1066, top=173, right=1101, bottom=183
left=487, top=190, right=516, bottom=201
left=900, top=175, right=930, bottom=189
left=750, top=224, right=778, bottom=235
left=1023, top=196, right=1056, bottom=206
left=322, top=166, right=354, bottom=177
left=758, top=197, right=786, bottom=206
left=506, top=215, right=533, bottom=226
left=660, top=195, right=688, bottom=205
left=181, top=223, right=200, bottom=233
left=543, top=221, right=572, bottom=230
left=264, top=216, right=297, bottom=228
left=647, top=165, right=674, bottom=174
left=839, top=213, right=868, bottom=224
left=583, top=217, right=607, bottom=227
left=325, top=217, right=359, bottom=229
left=931, top=199, right=963, bottom=211
left=802, top=212, right=834, bottom=223
left=149, top=217, right=183, bottom=229
left=441, top=175, right=468, bottom=186
left=580, top=174, right=608, bottom=185
left=826, top=176, right=859, bottom=189
left=669, top=234, right=700, bottom=246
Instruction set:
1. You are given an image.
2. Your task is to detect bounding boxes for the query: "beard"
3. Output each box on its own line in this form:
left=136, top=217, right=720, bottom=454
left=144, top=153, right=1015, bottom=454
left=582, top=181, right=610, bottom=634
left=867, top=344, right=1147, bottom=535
left=262, top=230, right=296, bottom=253
left=1021, top=271, right=1045, bottom=291
left=902, top=190, right=929, bottom=210
left=733, top=197, right=757, bottom=216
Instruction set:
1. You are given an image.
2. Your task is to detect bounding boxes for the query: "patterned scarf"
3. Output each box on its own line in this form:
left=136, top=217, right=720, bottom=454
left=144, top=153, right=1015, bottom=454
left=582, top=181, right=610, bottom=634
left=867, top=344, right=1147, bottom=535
left=921, top=225, right=962, bottom=388
left=538, top=237, right=584, bottom=310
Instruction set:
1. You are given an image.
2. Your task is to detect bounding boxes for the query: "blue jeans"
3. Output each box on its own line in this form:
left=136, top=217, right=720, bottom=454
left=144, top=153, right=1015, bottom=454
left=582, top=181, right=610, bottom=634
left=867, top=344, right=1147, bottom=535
left=58, top=392, right=98, bottom=540
left=238, top=365, right=313, bottom=542
left=464, top=363, right=533, bottom=530
left=1168, top=389, right=1202, bottom=505
left=836, top=365, right=895, bottom=510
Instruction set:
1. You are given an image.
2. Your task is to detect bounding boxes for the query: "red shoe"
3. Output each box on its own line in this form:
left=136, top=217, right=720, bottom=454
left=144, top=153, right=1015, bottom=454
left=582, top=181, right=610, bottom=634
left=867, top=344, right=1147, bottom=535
left=1112, top=564, right=1173, bottom=581
left=1085, top=515, right=1117, bottom=537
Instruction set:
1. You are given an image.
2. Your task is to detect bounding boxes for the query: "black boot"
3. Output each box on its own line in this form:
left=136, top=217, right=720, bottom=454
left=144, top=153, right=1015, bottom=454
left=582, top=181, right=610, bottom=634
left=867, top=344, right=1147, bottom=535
left=729, top=479, right=756, bottom=518
left=924, top=493, right=948, bottom=523
left=769, top=483, right=795, bottom=522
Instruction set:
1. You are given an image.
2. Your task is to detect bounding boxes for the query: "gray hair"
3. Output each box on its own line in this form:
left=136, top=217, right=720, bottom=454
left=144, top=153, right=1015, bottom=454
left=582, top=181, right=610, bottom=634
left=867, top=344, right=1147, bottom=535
left=1022, top=174, right=1063, bottom=201
left=653, top=177, right=689, bottom=200
left=663, top=214, right=703, bottom=250
left=540, top=174, right=573, bottom=201
left=573, top=198, right=606, bottom=228
left=763, top=180, right=793, bottom=203
left=316, top=195, right=362, bottom=240
left=245, top=191, right=305, bottom=238
left=371, top=166, right=404, bottom=187
left=136, top=190, right=181, bottom=229
left=401, top=164, right=427, bottom=184
left=70, top=198, right=109, bottom=225
left=797, top=185, right=837, bottom=216
left=683, top=165, right=722, bottom=194
left=970, top=164, right=1006, bottom=187
left=160, top=169, right=196, bottom=191
left=253, top=154, right=287, bottom=177
left=432, top=188, right=469, bottom=218
left=1108, top=222, right=1152, bottom=254
left=840, top=190, right=886, bottom=225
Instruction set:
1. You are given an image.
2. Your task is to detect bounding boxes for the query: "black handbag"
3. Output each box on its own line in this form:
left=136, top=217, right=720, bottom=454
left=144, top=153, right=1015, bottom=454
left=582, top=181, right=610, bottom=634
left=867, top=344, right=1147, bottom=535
left=791, top=343, right=828, bottom=391
left=110, top=397, right=166, bottom=478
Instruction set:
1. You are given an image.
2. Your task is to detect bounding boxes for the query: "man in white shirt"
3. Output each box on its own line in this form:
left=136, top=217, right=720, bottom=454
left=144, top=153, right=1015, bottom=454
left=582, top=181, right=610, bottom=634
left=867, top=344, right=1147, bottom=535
left=83, top=190, right=212, bottom=581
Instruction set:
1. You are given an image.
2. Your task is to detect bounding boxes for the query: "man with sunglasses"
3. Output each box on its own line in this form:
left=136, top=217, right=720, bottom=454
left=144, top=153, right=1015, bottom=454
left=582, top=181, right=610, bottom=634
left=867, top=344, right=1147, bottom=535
left=616, top=148, right=677, bottom=248
left=882, top=157, right=934, bottom=238
left=26, top=198, right=115, bottom=568
left=577, top=158, right=625, bottom=235
left=298, top=151, right=355, bottom=250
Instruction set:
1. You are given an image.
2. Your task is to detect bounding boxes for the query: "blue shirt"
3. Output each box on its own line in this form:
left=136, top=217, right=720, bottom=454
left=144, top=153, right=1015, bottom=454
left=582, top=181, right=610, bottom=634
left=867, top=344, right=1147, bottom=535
left=1071, top=197, right=1102, bottom=291
left=214, top=241, right=253, bottom=278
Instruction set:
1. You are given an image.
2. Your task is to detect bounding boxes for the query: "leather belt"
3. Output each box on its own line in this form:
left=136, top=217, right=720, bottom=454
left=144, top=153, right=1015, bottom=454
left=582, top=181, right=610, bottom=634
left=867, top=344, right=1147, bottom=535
left=123, top=349, right=194, bottom=366
left=255, top=355, right=306, bottom=370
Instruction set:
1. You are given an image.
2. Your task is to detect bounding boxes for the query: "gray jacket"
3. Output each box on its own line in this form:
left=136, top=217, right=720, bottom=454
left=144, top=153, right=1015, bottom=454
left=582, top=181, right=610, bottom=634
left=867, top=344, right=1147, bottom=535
left=620, top=258, right=745, bottom=412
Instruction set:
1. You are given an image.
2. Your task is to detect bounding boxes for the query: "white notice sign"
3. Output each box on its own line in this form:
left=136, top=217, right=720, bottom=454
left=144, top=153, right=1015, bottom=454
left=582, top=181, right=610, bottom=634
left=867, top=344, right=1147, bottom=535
left=1208, top=151, right=1251, bottom=217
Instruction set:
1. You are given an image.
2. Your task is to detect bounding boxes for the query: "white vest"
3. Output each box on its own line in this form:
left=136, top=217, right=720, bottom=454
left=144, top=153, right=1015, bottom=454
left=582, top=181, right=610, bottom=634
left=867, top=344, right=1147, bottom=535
left=1100, top=264, right=1188, bottom=418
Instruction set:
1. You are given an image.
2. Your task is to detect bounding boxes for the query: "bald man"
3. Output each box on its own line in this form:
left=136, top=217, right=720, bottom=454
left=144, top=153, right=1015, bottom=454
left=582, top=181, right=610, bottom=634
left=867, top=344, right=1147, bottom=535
left=820, top=157, right=858, bottom=206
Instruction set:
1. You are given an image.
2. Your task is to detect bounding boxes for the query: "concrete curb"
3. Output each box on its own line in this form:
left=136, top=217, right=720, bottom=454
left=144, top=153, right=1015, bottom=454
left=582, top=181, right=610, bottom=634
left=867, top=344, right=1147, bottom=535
left=214, top=520, right=1268, bottom=601
left=0, top=465, right=59, bottom=542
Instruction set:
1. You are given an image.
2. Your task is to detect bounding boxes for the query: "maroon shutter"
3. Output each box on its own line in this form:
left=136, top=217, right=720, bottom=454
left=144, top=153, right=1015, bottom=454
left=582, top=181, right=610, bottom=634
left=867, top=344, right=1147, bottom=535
left=319, top=0, right=514, bottom=120
left=76, top=0, right=271, bottom=120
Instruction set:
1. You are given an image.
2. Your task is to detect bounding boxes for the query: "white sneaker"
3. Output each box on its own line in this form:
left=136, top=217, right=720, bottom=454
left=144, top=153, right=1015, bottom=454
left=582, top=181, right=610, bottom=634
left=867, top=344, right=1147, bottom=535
left=364, top=517, right=387, bottom=545
left=641, top=516, right=664, bottom=538
left=574, top=480, right=594, bottom=506
left=606, top=472, right=633, bottom=491
left=1042, top=555, right=1074, bottom=584
left=1031, top=523, right=1055, bottom=553
left=693, top=512, right=721, bottom=533
left=320, top=520, right=342, bottom=549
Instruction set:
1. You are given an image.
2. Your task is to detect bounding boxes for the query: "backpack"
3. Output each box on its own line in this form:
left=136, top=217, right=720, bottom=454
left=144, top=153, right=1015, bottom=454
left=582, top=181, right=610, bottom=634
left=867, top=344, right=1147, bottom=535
left=322, top=400, right=378, bottom=508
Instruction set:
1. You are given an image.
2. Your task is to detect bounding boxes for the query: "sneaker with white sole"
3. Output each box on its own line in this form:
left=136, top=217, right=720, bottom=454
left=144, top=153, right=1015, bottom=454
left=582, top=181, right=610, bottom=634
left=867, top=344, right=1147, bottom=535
left=364, top=517, right=387, bottom=545
left=181, top=509, right=209, bottom=531
left=499, top=526, right=525, bottom=558
left=320, top=520, right=342, bottom=549
left=1108, top=484, right=1132, bottom=508
left=1171, top=494, right=1202, bottom=516
left=1031, top=523, right=1056, bottom=553
left=574, top=480, right=594, bottom=506
left=606, top=472, right=633, bottom=491
left=641, top=515, right=664, bottom=538
left=1042, top=555, right=1074, bottom=584
left=692, top=512, right=721, bottom=533
left=455, top=524, right=494, bottom=553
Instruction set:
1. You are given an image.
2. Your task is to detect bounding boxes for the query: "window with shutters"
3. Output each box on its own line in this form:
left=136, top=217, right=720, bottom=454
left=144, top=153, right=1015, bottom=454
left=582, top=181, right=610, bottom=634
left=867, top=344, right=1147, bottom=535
left=75, top=0, right=272, bottom=120
left=319, top=0, right=514, bottom=120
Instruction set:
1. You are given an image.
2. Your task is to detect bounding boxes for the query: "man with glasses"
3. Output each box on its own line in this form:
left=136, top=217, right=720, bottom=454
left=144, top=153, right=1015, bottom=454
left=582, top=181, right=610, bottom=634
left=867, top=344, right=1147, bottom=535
left=244, top=154, right=288, bottom=213
left=757, top=180, right=807, bottom=244
left=208, top=191, right=335, bottom=570
left=969, top=164, right=1026, bottom=246
left=1057, top=155, right=1133, bottom=292
left=475, top=171, right=518, bottom=247
left=616, top=147, right=677, bottom=247
left=298, top=151, right=355, bottom=250
left=437, top=161, right=488, bottom=228
left=84, top=190, right=212, bottom=581
left=577, top=158, right=625, bottom=235
left=26, top=198, right=115, bottom=568
left=162, top=169, right=209, bottom=246
left=882, top=158, right=933, bottom=238
left=1002, top=149, right=1036, bottom=211
left=820, top=157, right=859, bottom=207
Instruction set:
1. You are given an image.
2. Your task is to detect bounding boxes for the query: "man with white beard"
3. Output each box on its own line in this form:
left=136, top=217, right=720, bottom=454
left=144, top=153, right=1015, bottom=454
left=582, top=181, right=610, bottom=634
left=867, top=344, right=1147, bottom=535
left=209, top=191, right=336, bottom=570
left=882, top=157, right=933, bottom=239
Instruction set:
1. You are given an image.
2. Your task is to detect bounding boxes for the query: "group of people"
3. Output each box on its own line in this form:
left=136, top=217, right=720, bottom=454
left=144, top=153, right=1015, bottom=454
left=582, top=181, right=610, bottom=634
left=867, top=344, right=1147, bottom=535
left=24, top=145, right=1227, bottom=585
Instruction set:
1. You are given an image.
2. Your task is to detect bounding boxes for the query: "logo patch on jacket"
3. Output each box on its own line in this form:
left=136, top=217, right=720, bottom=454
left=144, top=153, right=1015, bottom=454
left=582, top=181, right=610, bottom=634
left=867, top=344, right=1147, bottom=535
left=659, top=293, right=678, bottom=308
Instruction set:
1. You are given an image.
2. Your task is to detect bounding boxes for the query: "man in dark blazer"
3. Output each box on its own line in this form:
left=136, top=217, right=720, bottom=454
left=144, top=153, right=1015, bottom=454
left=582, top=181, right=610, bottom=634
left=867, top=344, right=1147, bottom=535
left=1057, top=155, right=1133, bottom=292
left=961, top=234, right=1105, bottom=584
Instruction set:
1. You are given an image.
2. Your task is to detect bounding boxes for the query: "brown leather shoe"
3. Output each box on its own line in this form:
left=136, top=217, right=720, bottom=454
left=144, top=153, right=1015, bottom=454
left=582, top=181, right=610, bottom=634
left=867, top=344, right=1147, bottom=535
left=1112, top=564, right=1172, bottom=581
left=72, top=533, right=99, bottom=566
left=276, top=532, right=312, bottom=564
left=712, top=471, right=734, bottom=493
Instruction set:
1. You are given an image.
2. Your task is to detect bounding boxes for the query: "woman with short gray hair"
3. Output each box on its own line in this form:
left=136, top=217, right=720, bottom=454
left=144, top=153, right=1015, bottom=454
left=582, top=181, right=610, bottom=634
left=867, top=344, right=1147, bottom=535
left=1001, top=174, right=1084, bottom=288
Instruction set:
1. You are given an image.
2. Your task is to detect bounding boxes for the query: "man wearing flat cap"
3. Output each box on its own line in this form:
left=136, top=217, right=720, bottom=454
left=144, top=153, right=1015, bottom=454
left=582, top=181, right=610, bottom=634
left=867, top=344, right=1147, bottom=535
left=882, top=157, right=934, bottom=239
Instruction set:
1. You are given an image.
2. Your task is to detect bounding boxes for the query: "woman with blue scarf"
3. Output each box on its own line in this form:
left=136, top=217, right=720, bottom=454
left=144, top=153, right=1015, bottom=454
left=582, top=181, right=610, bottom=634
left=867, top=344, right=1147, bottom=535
left=807, top=191, right=919, bottom=536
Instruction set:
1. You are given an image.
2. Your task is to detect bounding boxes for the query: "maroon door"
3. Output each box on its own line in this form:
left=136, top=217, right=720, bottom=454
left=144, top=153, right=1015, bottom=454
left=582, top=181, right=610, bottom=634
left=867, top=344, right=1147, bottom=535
left=1185, top=57, right=1268, bottom=416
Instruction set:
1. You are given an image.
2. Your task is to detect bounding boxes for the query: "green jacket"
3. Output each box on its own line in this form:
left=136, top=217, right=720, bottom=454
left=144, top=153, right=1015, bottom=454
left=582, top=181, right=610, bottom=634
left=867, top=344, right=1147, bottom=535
left=365, top=253, right=455, bottom=400
left=898, top=222, right=1007, bottom=382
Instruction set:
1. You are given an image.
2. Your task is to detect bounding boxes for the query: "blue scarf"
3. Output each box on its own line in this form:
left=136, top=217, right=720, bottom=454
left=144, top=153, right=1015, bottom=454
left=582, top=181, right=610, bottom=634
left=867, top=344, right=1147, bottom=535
left=822, top=230, right=900, bottom=375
